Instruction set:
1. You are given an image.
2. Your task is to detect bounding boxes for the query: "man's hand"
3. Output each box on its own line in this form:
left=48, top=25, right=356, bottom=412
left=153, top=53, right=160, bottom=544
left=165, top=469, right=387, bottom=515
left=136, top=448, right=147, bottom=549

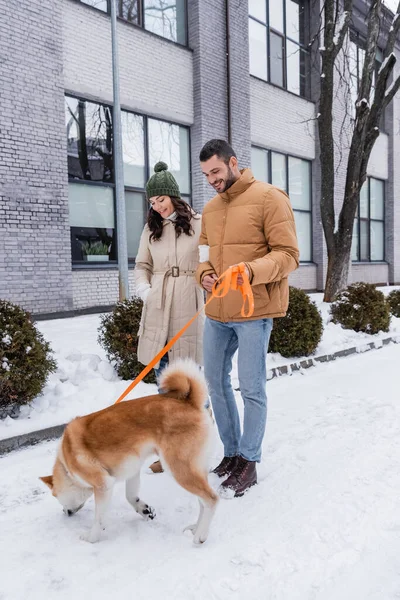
left=231, top=265, right=250, bottom=286
left=202, top=273, right=218, bottom=292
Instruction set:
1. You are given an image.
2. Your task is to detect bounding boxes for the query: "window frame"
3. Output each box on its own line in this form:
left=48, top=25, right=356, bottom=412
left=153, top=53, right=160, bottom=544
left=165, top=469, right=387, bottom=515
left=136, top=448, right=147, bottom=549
left=251, top=145, right=313, bottom=263
left=352, top=177, right=386, bottom=263
left=248, top=0, right=310, bottom=98
left=75, top=0, right=188, bottom=47
left=66, top=94, right=192, bottom=268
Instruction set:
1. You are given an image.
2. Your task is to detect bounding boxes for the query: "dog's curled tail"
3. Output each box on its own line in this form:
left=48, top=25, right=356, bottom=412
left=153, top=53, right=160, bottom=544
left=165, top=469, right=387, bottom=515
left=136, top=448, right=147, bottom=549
left=158, top=358, right=208, bottom=409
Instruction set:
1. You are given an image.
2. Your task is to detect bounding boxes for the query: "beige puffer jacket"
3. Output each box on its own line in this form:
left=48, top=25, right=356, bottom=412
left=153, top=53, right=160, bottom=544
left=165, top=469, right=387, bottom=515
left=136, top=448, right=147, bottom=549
left=135, top=216, right=204, bottom=368
left=196, top=169, right=299, bottom=322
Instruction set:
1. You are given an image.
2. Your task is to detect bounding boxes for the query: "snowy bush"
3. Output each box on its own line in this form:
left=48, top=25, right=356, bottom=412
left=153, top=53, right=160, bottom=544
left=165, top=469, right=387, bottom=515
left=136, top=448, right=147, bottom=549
left=98, top=297, right=156, bottom=383
left=387, top=289, right=400, bottom=318
left=269, top=287, right=323, bottom=358
left=0, top=300, right=57, bottom=415
left=330, top=282, right=390, bottom=334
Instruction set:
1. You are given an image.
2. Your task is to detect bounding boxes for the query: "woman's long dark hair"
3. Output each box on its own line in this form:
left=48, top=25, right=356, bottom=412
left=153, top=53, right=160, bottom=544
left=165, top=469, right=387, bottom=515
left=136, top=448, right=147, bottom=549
left=147, top=197, right=198, bottom=242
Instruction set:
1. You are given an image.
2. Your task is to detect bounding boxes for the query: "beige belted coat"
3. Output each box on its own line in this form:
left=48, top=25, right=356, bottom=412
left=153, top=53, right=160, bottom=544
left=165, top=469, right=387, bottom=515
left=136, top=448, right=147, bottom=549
left=135, top=216, right=204, bottom=368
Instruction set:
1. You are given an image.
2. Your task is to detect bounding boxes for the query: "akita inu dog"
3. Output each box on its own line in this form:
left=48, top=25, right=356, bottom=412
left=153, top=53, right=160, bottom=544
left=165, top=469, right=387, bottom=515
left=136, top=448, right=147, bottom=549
left=40, top=359, right=218, bottom=545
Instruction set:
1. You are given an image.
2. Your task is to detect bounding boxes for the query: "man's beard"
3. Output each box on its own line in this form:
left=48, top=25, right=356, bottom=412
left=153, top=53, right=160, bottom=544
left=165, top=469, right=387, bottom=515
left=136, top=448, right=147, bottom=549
left=221, top=166, right=237, bottom=192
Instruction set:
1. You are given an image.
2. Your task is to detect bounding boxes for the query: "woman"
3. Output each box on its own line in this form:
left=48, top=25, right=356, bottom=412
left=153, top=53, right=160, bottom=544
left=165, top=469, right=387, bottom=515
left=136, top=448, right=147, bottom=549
left=135, top=161, right=206, bottom=473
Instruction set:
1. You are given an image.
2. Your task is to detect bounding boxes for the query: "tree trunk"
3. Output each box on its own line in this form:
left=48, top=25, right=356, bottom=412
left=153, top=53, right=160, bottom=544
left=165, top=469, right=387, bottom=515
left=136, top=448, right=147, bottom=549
left=323, top=238, right=351, bottom=301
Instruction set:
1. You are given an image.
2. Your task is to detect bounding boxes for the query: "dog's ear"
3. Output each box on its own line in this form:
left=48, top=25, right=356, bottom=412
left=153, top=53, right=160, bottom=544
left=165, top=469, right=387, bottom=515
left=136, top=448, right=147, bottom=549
left=39, top=475, right=53, bottom=490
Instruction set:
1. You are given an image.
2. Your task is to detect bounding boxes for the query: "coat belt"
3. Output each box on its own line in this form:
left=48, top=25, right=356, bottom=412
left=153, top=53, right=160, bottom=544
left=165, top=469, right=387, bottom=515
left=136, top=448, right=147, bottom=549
left=152, top=268, right=196, bottom=310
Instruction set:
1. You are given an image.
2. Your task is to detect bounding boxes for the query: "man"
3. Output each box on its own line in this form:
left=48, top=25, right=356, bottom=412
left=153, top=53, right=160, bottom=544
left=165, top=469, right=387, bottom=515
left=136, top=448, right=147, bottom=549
left=196, top=139, right=299, bottom=497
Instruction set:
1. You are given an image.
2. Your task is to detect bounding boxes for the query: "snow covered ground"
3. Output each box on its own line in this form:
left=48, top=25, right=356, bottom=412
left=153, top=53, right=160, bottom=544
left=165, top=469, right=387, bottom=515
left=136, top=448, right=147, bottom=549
left=1, top=290, right=400, bottom=441
left=1, top=343, right=399, bottom=600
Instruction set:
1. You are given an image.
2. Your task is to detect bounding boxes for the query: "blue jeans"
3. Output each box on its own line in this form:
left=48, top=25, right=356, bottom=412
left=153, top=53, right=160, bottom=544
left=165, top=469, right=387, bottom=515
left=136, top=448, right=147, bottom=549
left=154, top=354, right=169, bottom=385
left=203, top=317, right=273, bottom=463
left=154, top=354, right=210, bottom=409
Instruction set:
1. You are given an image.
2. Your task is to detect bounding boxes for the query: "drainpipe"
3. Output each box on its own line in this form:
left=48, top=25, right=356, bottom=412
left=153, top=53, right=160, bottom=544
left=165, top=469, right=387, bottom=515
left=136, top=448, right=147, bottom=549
left=225, top=0, right=232, bottom=145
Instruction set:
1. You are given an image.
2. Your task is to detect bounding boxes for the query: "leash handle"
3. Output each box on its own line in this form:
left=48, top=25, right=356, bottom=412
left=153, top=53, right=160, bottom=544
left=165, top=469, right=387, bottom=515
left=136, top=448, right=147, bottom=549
left=212, top=264, right=254, bottom=318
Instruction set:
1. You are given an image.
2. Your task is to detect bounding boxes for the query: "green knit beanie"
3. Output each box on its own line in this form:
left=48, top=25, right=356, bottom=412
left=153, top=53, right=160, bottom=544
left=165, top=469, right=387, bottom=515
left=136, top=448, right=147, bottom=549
left=146, top=161, right=181, bottom=199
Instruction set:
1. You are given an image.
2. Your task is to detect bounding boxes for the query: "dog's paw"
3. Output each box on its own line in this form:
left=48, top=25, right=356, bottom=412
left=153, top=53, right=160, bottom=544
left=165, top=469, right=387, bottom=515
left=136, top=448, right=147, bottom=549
left=139, top=504, right=156, bottom=521
left=193, top=528, right=208, bottom=545
left=80, top=528, right=101, bottom=543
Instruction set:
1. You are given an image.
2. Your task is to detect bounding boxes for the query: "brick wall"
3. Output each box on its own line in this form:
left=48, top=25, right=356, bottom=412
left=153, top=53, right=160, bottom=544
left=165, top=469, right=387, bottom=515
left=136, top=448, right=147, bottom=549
left=0, top=0, right=73, bottom=313
left=188, top=0, right=229, bottom=211
left=250, top=78, right=316, bottom=159
left=72, top=269, right=138, bottom=309
left=350, top=264, right=389, bottom=285
left=289, top=265, right=318, bottom=291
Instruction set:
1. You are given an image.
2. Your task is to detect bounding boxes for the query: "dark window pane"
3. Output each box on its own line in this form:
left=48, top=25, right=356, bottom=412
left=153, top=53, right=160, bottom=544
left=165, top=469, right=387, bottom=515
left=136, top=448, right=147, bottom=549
left=81, top=0, right=108, bottom=12
left=249, top=18, right=268, bottom=80
left=122, top=112, right=145, bottom=187
left=360, top=220, right=369, bottom=261
left=144, top=0, right=186, bottom=44
left=65, top=97, right=113, bottom=183
left=270, top=32, right=284, bottom=87
left=117, top=0, right=138, bottom=23
left=69, top=183, right=116, bottom=262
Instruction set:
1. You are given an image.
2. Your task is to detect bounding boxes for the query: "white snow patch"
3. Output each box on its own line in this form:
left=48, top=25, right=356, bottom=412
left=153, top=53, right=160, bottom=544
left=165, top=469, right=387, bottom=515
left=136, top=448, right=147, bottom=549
left=378, top=53, right=395, bottom=75
left=385, top=78, right=399, bottom=99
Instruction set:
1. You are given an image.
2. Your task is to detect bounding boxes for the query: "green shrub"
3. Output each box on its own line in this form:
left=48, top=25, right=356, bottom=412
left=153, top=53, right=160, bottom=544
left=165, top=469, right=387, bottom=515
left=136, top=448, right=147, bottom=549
left=0, top=300, right=57, bottom=412
left=98, top=297, right=156, bottom=383
left=269, top=287, right=323, bottom=358
left=387, top=289, right=400, bottom=318
left=330, top=282, right=390, bottom=334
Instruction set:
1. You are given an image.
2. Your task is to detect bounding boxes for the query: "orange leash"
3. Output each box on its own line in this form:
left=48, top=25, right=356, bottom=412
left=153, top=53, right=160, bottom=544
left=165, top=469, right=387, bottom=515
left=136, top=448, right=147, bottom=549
left=114, top=263, right=254, bottom=404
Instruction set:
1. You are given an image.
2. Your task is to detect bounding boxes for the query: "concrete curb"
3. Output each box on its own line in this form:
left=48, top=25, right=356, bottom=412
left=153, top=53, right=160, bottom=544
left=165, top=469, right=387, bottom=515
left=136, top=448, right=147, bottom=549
left=0, top=424, right=67, bottom=457
left=267, top=334, right=400, bottom=379
left=1, top=335, right=399, bottom=457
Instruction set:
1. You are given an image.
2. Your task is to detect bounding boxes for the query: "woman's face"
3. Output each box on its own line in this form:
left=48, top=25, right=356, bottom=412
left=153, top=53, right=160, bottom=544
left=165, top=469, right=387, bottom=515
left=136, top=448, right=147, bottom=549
left=149, top=195, right=174, bottom=219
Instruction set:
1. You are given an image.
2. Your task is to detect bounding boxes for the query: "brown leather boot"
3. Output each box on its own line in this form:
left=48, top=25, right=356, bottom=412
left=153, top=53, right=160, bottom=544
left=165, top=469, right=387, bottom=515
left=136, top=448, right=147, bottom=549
left=219, top=456, right=257, bottom=497
left=148, top=460, right=164, bottom=474
left=212, top=456, right=239, bottom=478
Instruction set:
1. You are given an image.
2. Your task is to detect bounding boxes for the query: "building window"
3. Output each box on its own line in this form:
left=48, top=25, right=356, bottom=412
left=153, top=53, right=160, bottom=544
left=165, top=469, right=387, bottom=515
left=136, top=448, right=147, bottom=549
left=249, top=0, right=309, bottom=97
left=78, top=0, right=187, bottom=45
left=251, top=146, right=312, bottom=262
left=65, top=95, right=191, bottom=265
left=352, top=178, right=385, bottom=262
